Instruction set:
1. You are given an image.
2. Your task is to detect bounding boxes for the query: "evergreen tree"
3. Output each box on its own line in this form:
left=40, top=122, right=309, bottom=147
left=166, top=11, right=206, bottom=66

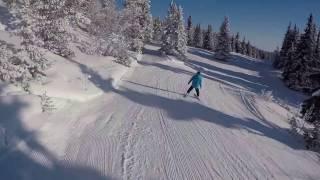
left=123, top=0, right=152, bottom=53
left=274, top=23, right=297, bottom=69
left=203, top=25, right=213, bottom=50
left=282, top=40, right=298, bottom=83
left=6, top=0, right=76, bottom=58
left=315, top=30, right=320, bottom=63
left=187, top=15, right=193, bottom=46
left=160, top=2, right=187, bottom=57
left=215, top=16, right=231, bottom=60
left=235, top=32, right=241, bottom=53
left=153, top=17, right=163, bottom=42
left=246, top=41, right=252, bottom=57
left=176, top=6, right=188, bottom=56
left=241, top=37, right=247, bottom=55
left=89, top=0, right=118, bottom=36
left=193, top=24, right=202, bottom=48
left=230, top=35, right=236, bottom=52
left=211, top=32, right=217, bottom=50
left=284, top=14, right=318, bottom=90
left=41, top=92, right=55, bottom=113
left=273, top=47, right=280, bottom=63
left=281, top=25, right=300, bottom=69
left=301, top=89, right=320, bottom=150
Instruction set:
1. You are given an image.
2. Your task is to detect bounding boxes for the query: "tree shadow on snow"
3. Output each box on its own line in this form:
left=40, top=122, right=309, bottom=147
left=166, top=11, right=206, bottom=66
left=123, top=80, right=186, bottom=96
left=185, top=50, right=305, bottom=106
left=66, top=58, right=115, bottom=93
left=0, top=84, right=113, bottom=180
left=69, top=47, right=306, bottom=151
left=139, top=60, right=243, bottom=90
left=110, top=84, right=305, bottom=150
left=188, top=48, right=219, bottom=62
left=142, top=47, right=163, bottom=57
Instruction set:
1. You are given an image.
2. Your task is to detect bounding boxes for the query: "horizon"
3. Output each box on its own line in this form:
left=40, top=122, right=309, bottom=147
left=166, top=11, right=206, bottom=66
left=119, top=0, right=320, bottom=52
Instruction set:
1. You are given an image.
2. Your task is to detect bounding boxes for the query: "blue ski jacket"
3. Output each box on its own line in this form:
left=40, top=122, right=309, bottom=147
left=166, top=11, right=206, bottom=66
left=188, top=73, right=203, bottom=89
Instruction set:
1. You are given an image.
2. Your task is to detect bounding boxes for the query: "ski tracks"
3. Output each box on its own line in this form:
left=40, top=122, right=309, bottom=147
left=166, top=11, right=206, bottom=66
left=120, top=105, right=145, bottom=180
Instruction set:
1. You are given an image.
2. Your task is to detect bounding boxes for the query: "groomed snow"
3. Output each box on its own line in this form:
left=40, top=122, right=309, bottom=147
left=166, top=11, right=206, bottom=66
left=0, top=44, right=319, bottom=180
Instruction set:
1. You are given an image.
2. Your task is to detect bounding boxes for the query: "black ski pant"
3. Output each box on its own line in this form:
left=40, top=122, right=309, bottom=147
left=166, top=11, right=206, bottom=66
left=187, top=86, right=200, bottom=96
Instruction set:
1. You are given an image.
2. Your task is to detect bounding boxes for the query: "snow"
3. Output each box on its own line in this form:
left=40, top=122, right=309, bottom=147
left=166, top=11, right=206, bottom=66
left=0, top=44, right=319, bottom=179
left=29, top=50, right=129, bottom=102
left=312, top=89, right=320, bottom=97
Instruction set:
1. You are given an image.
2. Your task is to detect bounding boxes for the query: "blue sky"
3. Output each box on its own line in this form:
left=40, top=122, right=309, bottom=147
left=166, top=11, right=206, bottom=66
left=119, top=0, right=320, bottom=51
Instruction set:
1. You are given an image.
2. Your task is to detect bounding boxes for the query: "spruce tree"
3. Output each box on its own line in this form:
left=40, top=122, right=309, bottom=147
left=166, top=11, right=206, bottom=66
left=153, top=17, right=163, bottom=42
left=6, top=0, right=75, bottom=58
left=123, top=0, right=152, bottom=53
left=274, top=23, right=295, bottom=69
left=273, top=47, right=280, bottom=63
left=315, top=30, right=320, bottom=64
left=187, top=16, right=193, bottom=46
left=203, top=25, right=213, bottom=50
left=241, top=37, right=247, bottom=55
left=160, top=2, right=187, bottom=57
left=193, top=24, right=202, bottom=48
left=282, top=25, right=300, bottom=69
left=284, top=14, right=318, bottom=90
left=215, top=16, right=231, bottom=60
left=246, top=41, right=252, bottom=57
left=230, top=35, right=236, bottom=52
left=176, top=6, right=188, bottom=56
left=235, top=32, right=241, bottom=53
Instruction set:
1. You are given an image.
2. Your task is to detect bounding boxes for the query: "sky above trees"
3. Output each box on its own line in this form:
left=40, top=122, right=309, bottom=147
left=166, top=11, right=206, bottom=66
left=118, top=0, right=320, bottom=51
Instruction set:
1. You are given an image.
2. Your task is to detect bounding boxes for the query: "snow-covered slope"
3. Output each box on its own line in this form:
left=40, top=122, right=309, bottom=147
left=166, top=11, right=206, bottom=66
left=1, top=44, right=319, bottom=180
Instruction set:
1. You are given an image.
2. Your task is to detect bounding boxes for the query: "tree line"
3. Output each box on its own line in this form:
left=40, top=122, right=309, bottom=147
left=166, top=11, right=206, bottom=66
left=273, top=14, right=320, bottom=92
left=153, top=11, right=273, bottom=60
left=274, top=14, right=320, bottom=151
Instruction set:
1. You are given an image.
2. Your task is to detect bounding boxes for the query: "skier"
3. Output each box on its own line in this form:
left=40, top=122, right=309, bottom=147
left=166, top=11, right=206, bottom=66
left=185, top=71, right=203, bottom=99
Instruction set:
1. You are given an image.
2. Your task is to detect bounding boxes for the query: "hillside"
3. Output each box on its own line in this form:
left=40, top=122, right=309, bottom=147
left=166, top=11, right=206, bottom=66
left=1, top=43, right=319, bottom=179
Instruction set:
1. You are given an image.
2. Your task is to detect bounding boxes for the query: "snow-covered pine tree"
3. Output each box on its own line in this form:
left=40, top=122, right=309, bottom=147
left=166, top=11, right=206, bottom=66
left=122, top=0, right=152, bottom=53
left=203, top=25, right=214, bottom=50
left=152, top=17, right=163, bottom=42
left=202, top=29, right=207, bottom=48
left=315, top=30, right=320, bottom=65
left=301, top=88, right=320, bottom=150
left=241, top=37, right=247, bottom=55
left=282, top=39, right=299, bottom=84
left=0, top=40, right=32, bottom=85
left=88, top=0, right=118, bottom=36
left=273, top=23, right=299, bottom=69
left=284, top=14, right=318, bottom=90
left=176, top=5, right=188, bottom=56
left=186, top=15, right=194, bottom=46
left=281, top=25, right=300, bottom=77
left=160, top=1, right=178, bottom=55
left=142, top=1, right=153, bottom=42
left=3, top=1, right=55, bottom=81
left=193, top=24, right=202, bottom=48
left=230, top=35, right=236, bottom=52
left=273, top=47, right=280, bottom=63
left=215, top=16, right=231, bottom=60
left=160, top=1, right=187, bottom=57
left=235, top=32, right=241, bottom=53
left=12, top=0, right=75, bottom=57
left=211, top=32, right=217, bottom=51
left=40, top=92, right=55, bottom=113
left=246, top=41, right=252, bottom=57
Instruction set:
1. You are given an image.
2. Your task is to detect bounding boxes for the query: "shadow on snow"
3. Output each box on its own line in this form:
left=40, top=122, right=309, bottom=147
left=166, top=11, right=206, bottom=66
left=0, top=85, right=112, bottom=180
left=67, top=49, right=306, bottom=151
left=187, top=47, right=305, bottom=106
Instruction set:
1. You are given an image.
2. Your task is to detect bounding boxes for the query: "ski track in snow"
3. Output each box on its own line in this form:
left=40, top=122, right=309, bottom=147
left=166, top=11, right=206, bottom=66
left=1, top=45, right=320, bottom=180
